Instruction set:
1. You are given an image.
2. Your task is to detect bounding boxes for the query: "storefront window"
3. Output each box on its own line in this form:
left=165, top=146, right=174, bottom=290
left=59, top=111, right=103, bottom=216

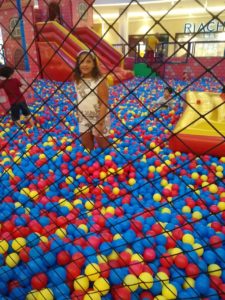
left=175, top=32, right=225, bottom=57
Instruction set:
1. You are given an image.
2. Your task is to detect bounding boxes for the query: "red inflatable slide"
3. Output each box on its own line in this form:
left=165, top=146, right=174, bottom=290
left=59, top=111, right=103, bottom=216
left=36, top=22, right=133, bottom=84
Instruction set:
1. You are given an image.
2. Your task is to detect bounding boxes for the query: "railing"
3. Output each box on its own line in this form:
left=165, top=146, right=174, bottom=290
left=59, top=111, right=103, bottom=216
left=113, top=40, right=225, bottom=66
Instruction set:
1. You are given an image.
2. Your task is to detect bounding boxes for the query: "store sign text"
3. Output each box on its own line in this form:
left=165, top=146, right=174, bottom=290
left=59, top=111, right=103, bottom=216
left=184, top=21, right=225, bottom=33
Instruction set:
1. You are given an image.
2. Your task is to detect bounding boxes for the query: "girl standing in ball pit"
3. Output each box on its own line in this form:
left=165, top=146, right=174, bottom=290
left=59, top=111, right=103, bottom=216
left=0, top=66, right=34, bottom=127
left=74, top=50, right=111, bottom=150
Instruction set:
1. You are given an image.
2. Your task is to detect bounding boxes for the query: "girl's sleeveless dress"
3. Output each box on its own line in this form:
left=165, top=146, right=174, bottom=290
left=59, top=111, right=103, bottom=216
left=75, top=77, right=111, bottom=137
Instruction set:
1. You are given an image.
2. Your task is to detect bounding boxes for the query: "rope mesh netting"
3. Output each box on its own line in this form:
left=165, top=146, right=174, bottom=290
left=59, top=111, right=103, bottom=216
left=0, top=0, right=225, bottom=299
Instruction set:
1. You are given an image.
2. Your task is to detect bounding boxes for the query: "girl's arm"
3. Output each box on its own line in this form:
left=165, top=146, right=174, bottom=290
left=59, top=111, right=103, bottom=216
left=97, top=79, right=109, bottom=124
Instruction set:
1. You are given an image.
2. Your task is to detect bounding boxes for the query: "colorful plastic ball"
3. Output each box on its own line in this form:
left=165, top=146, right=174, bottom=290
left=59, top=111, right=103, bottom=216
left=208, top=264, right=222, bottom=277
left=93, top=277, right=110, bottom=295
left=5, top=253, right=20, bottom=268
left=0, top=240, right=9, bottom=254
left=31, top=273, right=48, bottom=290
left=57, top=250, right=71, bottom=265
left=11, top=237, right=26, bottom=252
left=195, top=274, right=210, bottom=294
left=84, top=263, right=101, bottom=281
left=185, top=263, right=199, bottom=278
left=174, top=254, right=188, bottom=269
left=209, top=236, right=222, bottom=248
left=161, top=283, right=177, bottom=299
left=183, top=277, right=195, bottom=289
left=155, top=272, right=169, bottom=284
left=83, top=290, right=101, bottom=300
left=153, top=193, right=162, bottom=202
left=85, top=200, right=94, bottom=210
left=74, top=275, right=89, bottom=291
left=139, top=272, right=153, bottom=289
left=123, top=274, right=139, bottom=292
left=143, top=248, right=156, bottom=262
left=209, top=184, right=218, bottom=194
left=66, top=262, right=81, bottom=280
left=111, top=285, right=131, bottom=300
left=128, top=178, right=136, bottom=186
left=182, top=234, right=195, bottom=245
left=26, top=288, right=54, bottom=300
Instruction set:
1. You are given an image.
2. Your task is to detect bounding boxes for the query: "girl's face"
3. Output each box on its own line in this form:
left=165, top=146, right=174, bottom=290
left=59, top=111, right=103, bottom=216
left=78, top=54, right=95, bottom=78
left=164, top=89, right=170, bottom=99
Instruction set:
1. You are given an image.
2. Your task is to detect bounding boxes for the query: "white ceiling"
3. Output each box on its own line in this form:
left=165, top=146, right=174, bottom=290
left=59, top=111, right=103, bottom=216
left=93, top=0, right=225, bottom=20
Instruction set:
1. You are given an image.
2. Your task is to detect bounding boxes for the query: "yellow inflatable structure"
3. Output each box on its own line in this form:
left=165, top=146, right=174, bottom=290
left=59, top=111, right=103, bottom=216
left=169, top=91, right=225, bottom=156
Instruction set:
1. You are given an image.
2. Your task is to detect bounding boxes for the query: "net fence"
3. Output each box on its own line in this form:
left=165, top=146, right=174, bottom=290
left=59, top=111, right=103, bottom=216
left=0, top=0, right=225, bottom=299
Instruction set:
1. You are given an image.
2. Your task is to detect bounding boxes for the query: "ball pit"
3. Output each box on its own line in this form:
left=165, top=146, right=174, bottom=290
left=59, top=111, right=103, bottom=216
left=0, top=77, right=225, bottom=299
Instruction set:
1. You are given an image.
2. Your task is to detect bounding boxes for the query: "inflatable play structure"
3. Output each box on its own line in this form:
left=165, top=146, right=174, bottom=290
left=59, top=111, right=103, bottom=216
left=36, top=21, right=134, bottom=84
left=0, top=0, right=133, bottom=86
left=169, top=91, right=225, bottom=157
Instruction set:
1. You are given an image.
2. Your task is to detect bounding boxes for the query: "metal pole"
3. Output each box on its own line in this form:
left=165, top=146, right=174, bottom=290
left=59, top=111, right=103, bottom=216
left=16, top=0, right=30, bottom=71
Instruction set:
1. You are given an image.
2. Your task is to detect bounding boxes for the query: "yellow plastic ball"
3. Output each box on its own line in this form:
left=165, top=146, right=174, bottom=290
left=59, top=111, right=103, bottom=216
left=105, top=155, right=112, bottom=161
left=78, top=224, right=88, bottom=233
left=161, top=207, right=171, bottom=214
left=11, top=237, right=26, bottom=252
left=123, top=274, right=139, bottom=292
left=182, top=206, right=191, bottom=213
left=148, top=165, right=155, bottom=172
left=218, top=202, right=225, bottom=211
left=100, top=171, right=107, bottom=180
left=84, top=290, right=101, bottom=300
left=66, top=145, right=73, bottom=152
left=105, top=206, right=115, bottom=215
left=84, top=263, right=101, bottom=281
left=29, top=190, right=39, bottom=201
left=162, top=283, right=177, bottom=299
left=5, top=253, right=20, bottom=268
left=85, top=200, right=94, bottom=210
left=80, top=186, right=89, bottom=194
left=192, top=211, right=202, bottom=220
left=112, top=187, right=120, bottom=195
left=208, top=264, right=222, bottom=277
left=193, top=243, right=204, bottom=256
left=128, top=178, right=136, bottom=186
left=153, top=193, right=162, bottom=202
left=74, top=275, right=89, bottom=291
left=183, top=277, right=195, bottom=289
left=0, top=240, right=9, bottom=254
left=34, top=288, right=54, bottom=300
left=73, top=199, right=82, bottom=206
left=113, top=234, right=122, bottom=240
left=182, top=233, right=195, bottom=245
left=209, top=184, right=218, bottom=194
left=191, top=172, right=199, bottom=179
left=155, top=272, right=169, bottom=283
left=153, top=296, right=167, bottom=300
left=108, top=250, right=119, bottom=261
left=131, top=253, right=143, bottom=262
left=93, top=277, right=110, bottom=295
left=97, top=254, right=108, bottom=263
left=65, top=176, right=74, bottom=184
left=139, top=272, right=153, bottom=289
left=55, top=228, right=67, bottom=238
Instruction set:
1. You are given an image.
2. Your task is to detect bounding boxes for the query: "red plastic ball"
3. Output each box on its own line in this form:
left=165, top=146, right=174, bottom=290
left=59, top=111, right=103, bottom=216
left=160, top=253, right=173, bottom=268
left=174, top=254, right=188, bottom=269
left=143, top=248, right=156, bottom=262
left=57, top=250, right=71, bottom=265
left=209, top=236, right=222, bottom=248
left=31, top=273, right=48, bottom=290
left=66, top=262, right=81, bottom=280
left=185, top=263, right=199, bottom=278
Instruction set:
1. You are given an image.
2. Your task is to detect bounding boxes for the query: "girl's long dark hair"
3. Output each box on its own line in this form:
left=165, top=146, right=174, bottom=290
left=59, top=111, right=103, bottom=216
left=74, top=51, right=102, bottom=84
